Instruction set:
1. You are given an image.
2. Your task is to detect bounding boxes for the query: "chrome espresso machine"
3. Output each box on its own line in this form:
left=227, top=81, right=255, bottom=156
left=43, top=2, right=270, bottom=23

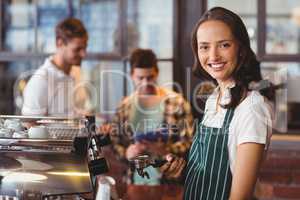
left=0, top=115, right=110, bottom=199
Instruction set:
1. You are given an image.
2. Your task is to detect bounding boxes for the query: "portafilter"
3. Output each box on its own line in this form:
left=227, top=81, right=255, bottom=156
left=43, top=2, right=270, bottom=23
left=128, top=155, right=167, bottom=179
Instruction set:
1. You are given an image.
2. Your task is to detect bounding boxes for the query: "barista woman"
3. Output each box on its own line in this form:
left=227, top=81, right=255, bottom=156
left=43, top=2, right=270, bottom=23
left=161, top=7, right=273, bottom=200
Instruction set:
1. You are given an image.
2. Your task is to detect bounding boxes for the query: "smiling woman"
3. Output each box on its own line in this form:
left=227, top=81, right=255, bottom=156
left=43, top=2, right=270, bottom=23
left=160, top=7, right=274, bottom=200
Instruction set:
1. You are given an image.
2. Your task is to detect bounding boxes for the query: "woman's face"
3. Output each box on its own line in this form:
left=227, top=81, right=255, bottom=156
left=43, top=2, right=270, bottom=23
left=196, top=20, right=239, bottom=86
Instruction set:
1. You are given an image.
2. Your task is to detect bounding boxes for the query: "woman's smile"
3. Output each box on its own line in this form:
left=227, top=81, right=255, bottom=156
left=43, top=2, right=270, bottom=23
left=208, top=62, right=227, bottom=70
left=197, top=20, right=239, bottom=85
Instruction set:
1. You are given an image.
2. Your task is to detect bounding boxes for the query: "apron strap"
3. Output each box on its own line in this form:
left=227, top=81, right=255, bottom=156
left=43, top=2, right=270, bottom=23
left=221, top=109, right=234, bottom=130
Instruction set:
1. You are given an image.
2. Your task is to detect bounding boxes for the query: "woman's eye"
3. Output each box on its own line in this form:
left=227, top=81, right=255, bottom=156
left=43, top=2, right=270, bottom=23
left=199, top=45, right=208, bottom=51
left=220, top=43, right=231, bottom=48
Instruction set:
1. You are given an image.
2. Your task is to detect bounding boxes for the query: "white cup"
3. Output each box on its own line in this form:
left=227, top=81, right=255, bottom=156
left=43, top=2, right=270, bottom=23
left=4, top=119, right=23, bottom=131
left=0, top=118, right=4, bottom=127
left=0, top=128, right=13, bottom=138
left=96, top=175, right=118, bottom=200
left=28, top=126, right=49, bottom=139
left=13, top=131, right=29, bottom=138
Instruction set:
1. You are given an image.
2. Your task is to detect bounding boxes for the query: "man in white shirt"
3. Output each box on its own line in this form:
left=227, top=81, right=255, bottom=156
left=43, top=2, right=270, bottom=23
left=22, top=18, right=88, bottom=117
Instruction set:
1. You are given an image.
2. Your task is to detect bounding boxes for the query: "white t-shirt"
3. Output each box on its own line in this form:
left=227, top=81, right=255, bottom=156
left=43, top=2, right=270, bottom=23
left=22, top=56, right=76, bottom=117
left=201, top=87, right=273, bottom=174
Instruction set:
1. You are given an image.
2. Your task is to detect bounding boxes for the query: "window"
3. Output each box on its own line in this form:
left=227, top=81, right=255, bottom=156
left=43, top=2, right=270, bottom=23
left=266, top=0, right=300, bottom=55
left=0, top=0, right=175, bottom=115
left=3, top=0, right=35, bottom=52
left=127, top=0, right=174, bottom=58
left=206, top=0, right=300, bottom=132
left=75, top=0, right=119, bottom=54
left=208, top=0, right=258, bottom=52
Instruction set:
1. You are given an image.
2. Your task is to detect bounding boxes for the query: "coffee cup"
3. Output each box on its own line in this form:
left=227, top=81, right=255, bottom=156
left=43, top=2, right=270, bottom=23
left=0, top=128, right=13, bottom=138
left=4, top=119, right=23, bottom=131
left=28, top=126, right=49, bottom=139
left=0, top=118, right=4, bottom=127
left=13, top=131, right=29, bottom=138
left=96, top=175, right=118, bottom=200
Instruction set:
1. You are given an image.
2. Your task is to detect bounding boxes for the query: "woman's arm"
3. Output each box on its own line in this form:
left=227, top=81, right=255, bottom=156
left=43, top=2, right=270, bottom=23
left=229, top=143, right=265, bottom=200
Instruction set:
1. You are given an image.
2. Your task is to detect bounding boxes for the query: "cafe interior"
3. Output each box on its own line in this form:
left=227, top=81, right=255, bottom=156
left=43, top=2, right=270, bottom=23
left=0, top=0, right=300, bottom=199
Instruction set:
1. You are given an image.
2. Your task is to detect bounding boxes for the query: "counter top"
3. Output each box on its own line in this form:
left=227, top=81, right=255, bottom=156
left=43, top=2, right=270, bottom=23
left=123, top=184, right=183, bottom=200
left=0, top=150, right=92, bottom=198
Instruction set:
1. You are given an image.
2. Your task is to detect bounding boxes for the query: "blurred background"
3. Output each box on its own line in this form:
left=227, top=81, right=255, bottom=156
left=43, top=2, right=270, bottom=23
left=0, top=0, right=299, bottom=133
left=0, top=1, right=300, bottom=199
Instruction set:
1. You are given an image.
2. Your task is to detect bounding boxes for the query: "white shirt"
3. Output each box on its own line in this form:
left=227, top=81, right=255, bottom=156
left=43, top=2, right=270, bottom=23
left=202, top=87, right=273, bottom=174
left=22, top=56, right=76, bottom=117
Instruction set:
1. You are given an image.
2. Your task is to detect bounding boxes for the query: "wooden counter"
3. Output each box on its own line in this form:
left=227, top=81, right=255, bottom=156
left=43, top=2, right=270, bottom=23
left=102, top=146, right=183, bottom=200
left=104, top=134, right=300, bottom=200
left=122, top=184, right=183, bottom=200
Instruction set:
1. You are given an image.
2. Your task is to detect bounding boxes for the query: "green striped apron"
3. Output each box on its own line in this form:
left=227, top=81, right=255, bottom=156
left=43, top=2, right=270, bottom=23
left=184, top=109, right=234, bottom=200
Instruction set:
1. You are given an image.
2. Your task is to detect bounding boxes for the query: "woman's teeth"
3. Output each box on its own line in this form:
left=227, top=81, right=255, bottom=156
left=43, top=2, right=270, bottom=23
left=210, top=63, right=224, bottom=69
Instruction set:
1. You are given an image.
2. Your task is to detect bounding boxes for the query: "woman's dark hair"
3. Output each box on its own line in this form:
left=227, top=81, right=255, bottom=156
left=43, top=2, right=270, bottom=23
left=191, top=7, right=273, bottom=108
left=129, top=48, right=159, bottom=74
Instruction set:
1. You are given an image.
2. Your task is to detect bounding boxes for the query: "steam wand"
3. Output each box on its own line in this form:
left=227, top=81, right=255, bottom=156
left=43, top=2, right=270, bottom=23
left=85, top=116, right=109, bottom=177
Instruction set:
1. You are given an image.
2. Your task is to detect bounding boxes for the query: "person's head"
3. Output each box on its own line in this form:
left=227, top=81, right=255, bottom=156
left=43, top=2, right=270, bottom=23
left=192, top=7, right=262, bottom=107
left=55, top=18, right=88, bottom=68
left=129, top=48, right=159, bottom=95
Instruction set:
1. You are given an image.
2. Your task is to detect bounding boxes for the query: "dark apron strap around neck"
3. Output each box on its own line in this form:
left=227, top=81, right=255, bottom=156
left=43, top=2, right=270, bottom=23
left=221, top=108, right=234, bottom=130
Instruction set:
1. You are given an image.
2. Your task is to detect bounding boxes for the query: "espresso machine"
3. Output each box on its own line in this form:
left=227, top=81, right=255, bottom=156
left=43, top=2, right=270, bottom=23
left=0, top=115, right=109, bottom=199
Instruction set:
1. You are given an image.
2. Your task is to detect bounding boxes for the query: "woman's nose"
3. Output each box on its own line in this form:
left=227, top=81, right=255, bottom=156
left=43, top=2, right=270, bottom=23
left=208, top=47, right=220, bottom=61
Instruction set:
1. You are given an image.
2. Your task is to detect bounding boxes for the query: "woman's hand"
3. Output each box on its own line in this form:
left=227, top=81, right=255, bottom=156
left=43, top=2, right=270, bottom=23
left=160, top=154, right=186, bottom=179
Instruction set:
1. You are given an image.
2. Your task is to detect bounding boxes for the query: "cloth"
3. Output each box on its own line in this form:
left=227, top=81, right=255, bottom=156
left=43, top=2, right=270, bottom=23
left=110, top=88, right=194, bottom=184
left=133, top=166, right=161, bottom=185
left=130, top=101, right=164, bottom=185
left=22, top=56, right=76, bottom=117
left=202, top=86, right=273, bottom=173
left=184, top=109, right=234, bottom=200
left=129, top=100, right=164, bottom=133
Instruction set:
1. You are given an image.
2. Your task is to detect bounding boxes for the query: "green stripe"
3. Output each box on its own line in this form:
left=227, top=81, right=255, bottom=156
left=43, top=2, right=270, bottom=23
left=204, top=125, right=221, bottom=200
left=212, top=126, right=228, bottom=200
left=184, top=109, right=234, bottom=200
